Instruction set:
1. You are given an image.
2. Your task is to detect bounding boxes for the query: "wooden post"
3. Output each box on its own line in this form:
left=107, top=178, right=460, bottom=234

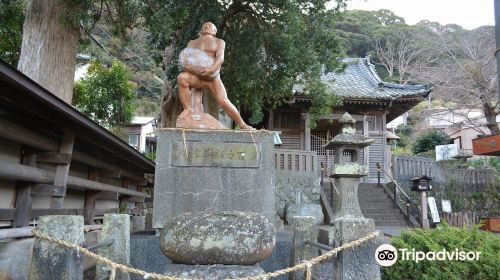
left=302, top=113, right=311, bottom=151
left=84, top=168, right=99, bottom=225
left=13, top=148, right=36, bottom=227
left=421, top=191, right=430, bottom=229
left=50, top=130, right=75, bottom=209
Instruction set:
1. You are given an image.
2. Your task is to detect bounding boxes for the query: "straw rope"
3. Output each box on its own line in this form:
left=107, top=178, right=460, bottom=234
left=31, top=229, right=379, bottom=280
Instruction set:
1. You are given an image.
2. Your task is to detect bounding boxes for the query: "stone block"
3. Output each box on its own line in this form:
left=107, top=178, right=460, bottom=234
left=0, top=238, right=34, bottom=280
left=97, top=214, right=130, bottom=280
left=259, top=231, right=293, bottom=280
left=131, top=216, right=145, bottom=232
left=163, top=264, right=266, bottom=279
left=29, top=215, right=84, bottom=280
left=153, top=129, right=275, bottom=229
left=286, top=204, right=324, bottom=225
left=130, top=232, right=172, bottom=280
left=317, top=226, right=336, bottom=248
left=275, top=175, right=320, bottom=219
left=160, top=211, right=275, bottom=265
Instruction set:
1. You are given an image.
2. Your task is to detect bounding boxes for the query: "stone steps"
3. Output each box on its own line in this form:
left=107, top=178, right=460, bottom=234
left=322, top=181, right=410, bottom=227
left=360, top=207, right=402, bottom=215
left=364, top=213, right=407, bottom=221
left=374, top=220, right=410, bottom=226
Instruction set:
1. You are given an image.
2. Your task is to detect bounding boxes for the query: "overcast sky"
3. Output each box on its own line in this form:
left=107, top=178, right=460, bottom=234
left=338, top=0, right=494, bottom=30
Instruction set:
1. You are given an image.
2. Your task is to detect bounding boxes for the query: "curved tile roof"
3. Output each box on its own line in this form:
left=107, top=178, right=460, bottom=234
left=295, top=57, right=431, bottom=101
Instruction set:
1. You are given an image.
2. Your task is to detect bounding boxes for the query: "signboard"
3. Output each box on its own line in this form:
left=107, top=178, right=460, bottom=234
left=427, top=197, right=441, bottom=223
left=441, top=199, right=452, bottom=213
left=435, top=144, right=458, bottom=161
left=171, top=141, right=260, bottom=168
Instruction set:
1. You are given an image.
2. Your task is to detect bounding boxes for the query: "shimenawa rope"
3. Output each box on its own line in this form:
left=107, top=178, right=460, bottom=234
left=31, top=229, right=379, bottom=280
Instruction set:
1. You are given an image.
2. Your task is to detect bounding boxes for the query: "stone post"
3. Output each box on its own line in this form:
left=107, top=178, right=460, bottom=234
left=29, top=215, right=84, bottom=280
left=291, top=216, right=317, bottom=280
left=97, top=214, right=130, bottom=280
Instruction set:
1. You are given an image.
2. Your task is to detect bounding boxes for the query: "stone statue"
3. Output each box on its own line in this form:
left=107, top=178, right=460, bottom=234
left=176, top=22, right=255, bottom=130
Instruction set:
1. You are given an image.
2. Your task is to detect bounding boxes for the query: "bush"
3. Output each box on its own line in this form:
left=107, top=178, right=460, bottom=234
left=469, top=157, right=500, bottom=171
left=411, top=130, right=451, bottom=155
left=383, top=224, right=500, bottom=280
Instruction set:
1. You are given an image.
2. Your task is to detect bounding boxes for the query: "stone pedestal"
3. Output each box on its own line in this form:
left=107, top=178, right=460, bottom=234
left=153, top=129, right=275, bottom=229
left=332, top=218, right=381, bottom=280
left=331, top=178, right=381, bottom=280
left=333, top=177, right=364, bottom=219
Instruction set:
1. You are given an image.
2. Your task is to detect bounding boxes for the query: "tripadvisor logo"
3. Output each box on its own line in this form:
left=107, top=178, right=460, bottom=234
left=375, top=244, right=481, bottom=267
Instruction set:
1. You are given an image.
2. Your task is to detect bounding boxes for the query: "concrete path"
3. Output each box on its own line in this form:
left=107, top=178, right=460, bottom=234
left=376, top=226, right=412, bottom=237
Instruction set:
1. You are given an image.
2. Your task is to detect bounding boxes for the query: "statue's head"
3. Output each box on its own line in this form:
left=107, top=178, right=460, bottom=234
left=200, top=22, right=217, bottom=36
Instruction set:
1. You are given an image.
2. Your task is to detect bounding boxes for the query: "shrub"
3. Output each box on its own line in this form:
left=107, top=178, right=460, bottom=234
left=411, top=130, right=451, bottom=155
left=469, top=157, right=500, bottom=171
left=383, top=223, right=500, bottom=280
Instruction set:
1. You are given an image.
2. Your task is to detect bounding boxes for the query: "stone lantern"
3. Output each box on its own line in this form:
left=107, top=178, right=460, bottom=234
left=452, top=149, right=472, bottom=169
left=324, top=113, right=374, bottom=178
left=323, top=112, right=381, bottom=280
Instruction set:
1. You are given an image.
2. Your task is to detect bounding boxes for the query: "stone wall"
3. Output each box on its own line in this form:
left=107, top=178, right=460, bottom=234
left=275, top=174, right=321, bottom=219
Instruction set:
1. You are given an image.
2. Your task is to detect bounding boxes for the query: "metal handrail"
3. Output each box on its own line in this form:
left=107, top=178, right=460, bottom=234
left=376, top=163, right=410, bottom=201
left=376, top=162, right=414, bottom=227
left=305, top=240, right=334, bottom=251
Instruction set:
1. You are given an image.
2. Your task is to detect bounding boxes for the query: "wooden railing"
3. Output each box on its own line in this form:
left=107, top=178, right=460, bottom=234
left=274, top=149, right=317, bottom=177
left=392, top=155, right=435, bottom=180
left=392, top=155, right=496, bottom=192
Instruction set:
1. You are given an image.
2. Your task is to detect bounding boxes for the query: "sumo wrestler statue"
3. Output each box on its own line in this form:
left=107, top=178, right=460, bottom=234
left=176, top=22, right=255, bottom=130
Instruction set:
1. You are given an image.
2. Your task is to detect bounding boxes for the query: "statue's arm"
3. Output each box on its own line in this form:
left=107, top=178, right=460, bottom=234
left=207, top=39, right=225, bottom=73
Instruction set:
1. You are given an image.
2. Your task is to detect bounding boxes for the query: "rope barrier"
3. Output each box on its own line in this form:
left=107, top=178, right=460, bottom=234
left=31, top=229, right=379, bottom=280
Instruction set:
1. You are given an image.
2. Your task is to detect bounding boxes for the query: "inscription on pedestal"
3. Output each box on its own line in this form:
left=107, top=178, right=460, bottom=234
left=171, top=141, right=260, bottom=168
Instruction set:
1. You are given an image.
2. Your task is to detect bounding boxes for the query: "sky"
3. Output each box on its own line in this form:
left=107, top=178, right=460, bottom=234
left=339, top=0, right=494, bottom=30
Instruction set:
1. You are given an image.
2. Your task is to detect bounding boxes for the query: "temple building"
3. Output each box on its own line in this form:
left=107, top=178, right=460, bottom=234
left=268, top=57, right=432, bottom=182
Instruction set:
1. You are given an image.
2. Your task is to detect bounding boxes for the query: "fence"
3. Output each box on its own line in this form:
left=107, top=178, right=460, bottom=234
left=391, top=155, right=497, bottom=225
left=274, top=149, right=317, bottom=177
left=441, top=212, right=481, bottom=227
left=392, top=155, right=496, bottom=193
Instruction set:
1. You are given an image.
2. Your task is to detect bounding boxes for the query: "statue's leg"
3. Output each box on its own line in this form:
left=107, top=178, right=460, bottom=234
left=177, top=72, right=205, bottom=116
left=208, top=78, right=255, bottom=130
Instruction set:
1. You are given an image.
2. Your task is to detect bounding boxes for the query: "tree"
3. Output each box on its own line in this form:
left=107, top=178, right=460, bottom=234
left=373, top=27, right=426, bottom=84
left=141, top=0, right=347, bottom=127
left=16, top=0, right=139, bottom=104
left=333, top=9, right=406, bottom=58
left=0, top=0, right=24, bottom=66
left=408, top=24, right=499, bottom=134
left=411, top=129, right=450, bottom=155
left=73, top=60, right=136, bottom=128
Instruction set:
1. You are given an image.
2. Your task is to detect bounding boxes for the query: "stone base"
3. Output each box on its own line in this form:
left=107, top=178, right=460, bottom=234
left=163, top=264, right=265, bottom=279
left=176, top=111, right=228, bottom=130
left=332, top=217, right=381, bottom=280
left=153, top=129, right=275, bottom=229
